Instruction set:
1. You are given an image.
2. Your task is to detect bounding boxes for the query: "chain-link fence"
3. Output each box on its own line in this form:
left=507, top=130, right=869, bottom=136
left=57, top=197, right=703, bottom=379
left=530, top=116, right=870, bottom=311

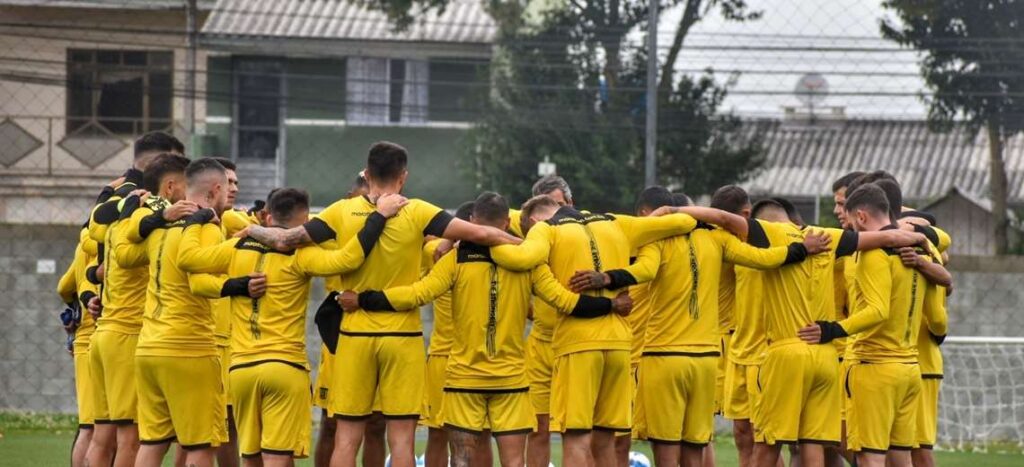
left=2, top=0, right=1024, bottom=452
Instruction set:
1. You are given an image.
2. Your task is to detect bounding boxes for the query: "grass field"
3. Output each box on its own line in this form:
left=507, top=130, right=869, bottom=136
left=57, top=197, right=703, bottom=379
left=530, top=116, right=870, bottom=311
left=2, top=412, right=1022, bottom=467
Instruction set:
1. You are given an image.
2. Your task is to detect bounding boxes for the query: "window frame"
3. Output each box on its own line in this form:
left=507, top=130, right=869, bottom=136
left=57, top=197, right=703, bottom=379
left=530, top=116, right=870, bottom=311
left=65, top=49, right=174, bottom=135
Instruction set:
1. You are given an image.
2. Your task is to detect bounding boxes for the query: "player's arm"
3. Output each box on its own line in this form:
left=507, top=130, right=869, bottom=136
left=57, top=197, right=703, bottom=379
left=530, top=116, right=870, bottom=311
left=922, top=283, right=948, bottom=344
left=531, top=264, right=628, bottom=318
left=177, top=214, right=235, bottom=274
left=571, top=241, right=663, bottom=292
left=88, top=197, right=123, bottom=243
left=719, top=230, right=821, bottom=269
left=81, top=234, right=99, bottom=257
left=663, top=206, right=750, bottom=240
left=850, top=229, right=927, bottom=254
left=613, top=212, right=699, bottom=248
left=250, top=193, right=406, bottom=250
left=490, top=222, right=554, bottom=272
left=800, top=251, right=892, bottom=343
left=294, top=212, right=388, bottom=277
left=112, top=216, right=150, bottom=269
left=187, top=273, right=229, bottom=299
left=221, top=209, right=256, bottom=238
left=349, top=251, right=457, bottom=311
left=899, top=247, right=952, bottom=288
left=57, top=253, right=80, bottom=305
left=440, top=218, right=521, bottom=246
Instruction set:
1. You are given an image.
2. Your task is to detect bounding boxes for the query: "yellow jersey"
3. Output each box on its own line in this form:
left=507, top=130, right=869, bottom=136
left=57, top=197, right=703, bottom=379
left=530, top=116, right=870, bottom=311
left=423, top=239, right=454, bottom=356
left=57, top=227, right=100, bottom=352
left=96, top=196, right=153, bottom=335
left=208, top=209, right=259, bottom=347
left=627, top=282, right=652, bottom=365
left=729, top=265, right=766, bottom=364
left=918, top=285, right=948, bottom=377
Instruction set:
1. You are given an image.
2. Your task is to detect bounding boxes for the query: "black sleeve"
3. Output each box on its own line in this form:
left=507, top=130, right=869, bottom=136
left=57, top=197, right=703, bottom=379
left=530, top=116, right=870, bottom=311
left=604, top=269, right=638, bottom=290
left=86, top=265, right=101, bottom=285
left=95, top=243, right=105, bottom=266
left=183, top=208, right=216, bottom=228
left=783, top=243, right=809, bottom=265
left=95, top=186, right=115, bottom=205
left=746, top=218, right=770, bottom=248
left=358, top=291, right=397, bottom=311
left=117, top=195, right=141, bottom=221
left=835, top=230, right=859, bottom=258
left=79, top=290, right=97, bottom=309
left=92, top=199, right=122, bottom=225
left=303, top=217, right=336, bottom=244
left=137, top=210, right=169, bottom=239
left=569, top=295, right=613, bottom=318
left=220, top=276, right=252, bottom=297
left=913, top=224, right=940, bottom=248
left=424, top=210, right=455, bottom=237
left=247, top=200, right=266, bottom=216
left=817, top=321, right=850, bottom=344
left=930, top=332, right=946, bottom=346
left=357, top=212, right=387, bottom=257
left=901, top=210, right=937, bottom=226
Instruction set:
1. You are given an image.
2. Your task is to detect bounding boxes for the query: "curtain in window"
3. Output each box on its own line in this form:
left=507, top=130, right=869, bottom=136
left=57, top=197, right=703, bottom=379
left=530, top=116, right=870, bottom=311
left=402, top=60, right=429, bottom=123
left=346, top=57, right=389, bottom=124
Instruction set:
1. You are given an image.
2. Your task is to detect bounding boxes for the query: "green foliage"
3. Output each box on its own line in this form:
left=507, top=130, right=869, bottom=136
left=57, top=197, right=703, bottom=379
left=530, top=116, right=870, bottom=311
left=0, top=411, right=78, bottom=434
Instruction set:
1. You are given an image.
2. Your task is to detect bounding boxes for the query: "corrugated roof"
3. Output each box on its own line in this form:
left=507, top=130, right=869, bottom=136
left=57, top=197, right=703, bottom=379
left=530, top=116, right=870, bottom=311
left=740, top=119, right=1024, bottom=204
left=201, top=0, right=497, bottom=44
left=0, top=0, right=215, bottom=9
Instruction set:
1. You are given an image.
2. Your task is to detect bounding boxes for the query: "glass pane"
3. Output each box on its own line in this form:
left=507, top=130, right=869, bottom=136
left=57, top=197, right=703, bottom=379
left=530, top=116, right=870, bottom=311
left=148, top=72, right=172, bottom=119
left=237, top=59, right=282, bottom=128
left=428, top=59, right=488, bottom=122
left=97, top=51, right=119, bottom=65
left=96, top=71, right=144, bottom=134
left=345, top=57, right=389, bottom=124
left=389, top=59, right=405, bottom=123
left=68, top=50, right=92, bottom=63
left=149, top=52, right=173, bottom=68
left=238, top=130, right=278, bottom=159
left=123, top=51, right=146, bottom=66
left=66, top=71, right=93, bottom=119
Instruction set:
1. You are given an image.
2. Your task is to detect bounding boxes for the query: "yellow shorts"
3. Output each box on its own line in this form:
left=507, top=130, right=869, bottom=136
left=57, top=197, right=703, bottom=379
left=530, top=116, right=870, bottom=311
left=845, top=362, right=921, bottom=453
left=74, top=351, right=96, bottom=427
left=915, top=376, right=941, bottom=448
left=330, top=334, right=425, bottom=419
left=639, top=353, right=718, bottom=446
left=839, top=358, right=848, bottom=421
left=724, top=360, right=761, bottom=421
left=550, top=349, right=631, bottom=433
left=526, top=334, right=554, bottom=415
left=716, top=334, right=730, bottom=415
left=442, top=389, right=535, bottom=435
left=754, top=340, right=840, bottom=446
left=631, top=363, right=646, bottom=440
left=88, top=331, right=138, bottom=424
left=422, top=355, right=448, bottom=428
left=219, top=345, right=231, bottom=409
left=135, top=355, right=225, bottom=448
left=314, top=344, right=333, bottom=410
left=230, top=361, right=311, bottom=459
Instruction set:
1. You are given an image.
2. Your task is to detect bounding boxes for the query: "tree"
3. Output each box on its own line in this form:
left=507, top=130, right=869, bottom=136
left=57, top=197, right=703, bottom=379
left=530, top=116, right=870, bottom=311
left=881, top=0, right=1024, bottom=254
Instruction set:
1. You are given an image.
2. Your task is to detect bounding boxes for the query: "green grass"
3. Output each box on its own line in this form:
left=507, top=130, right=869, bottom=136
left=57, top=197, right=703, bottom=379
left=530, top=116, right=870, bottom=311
left=1, top=412, right=1022, bottom=467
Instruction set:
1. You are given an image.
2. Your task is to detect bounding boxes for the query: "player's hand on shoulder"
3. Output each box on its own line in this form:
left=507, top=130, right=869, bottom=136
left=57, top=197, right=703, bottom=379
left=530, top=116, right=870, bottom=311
left=164, top=200, right=199, bottom=221
left=802, top=230, right=832, bottom=255
left=375, top=193, right=409, bottom=218
left=898, top=246, right=922, bottom=269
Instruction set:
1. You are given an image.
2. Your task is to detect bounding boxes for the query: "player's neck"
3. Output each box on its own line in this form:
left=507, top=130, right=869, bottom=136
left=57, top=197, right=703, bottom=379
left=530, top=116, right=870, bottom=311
left=860, top=217, right=890, bottom=232
left=367, top=184, right=402, bottom=201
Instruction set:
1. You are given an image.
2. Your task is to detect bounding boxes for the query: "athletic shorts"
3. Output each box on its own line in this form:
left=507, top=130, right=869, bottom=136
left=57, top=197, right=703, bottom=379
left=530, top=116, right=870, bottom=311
left=754, top=339, right=840, bottom=446
left=135, top=355, right=225, bottom=448
left=219, top=345, right=231, bottom=410
left=526, top=334, right=554, bottom=415
left=915, top=376, right=941, bottom=448
left=330, top=334, right=425, bottom=419
left=723, top=360, right=761, bottom=421
left=715, top=334, right=730, bottom=415
left=231, top=361, right=311, bottom=459
left=442, top=388, right=535, bottom=435
left=89, top=330, right=138, bottom=424
left=631, top=362, right=646, bottom=440
left=639, top=353, right=718, bottom=446
left=74, top=351, right=95, bottom=427
left=314, top=344, right=333, bottom=411
left=422, top=355, right=448, bottom=428
left=845, top=362, right=922, bottom=453
left=839, top=358, right=848, bottom=421
left=550, top=349, right=631, bottom=433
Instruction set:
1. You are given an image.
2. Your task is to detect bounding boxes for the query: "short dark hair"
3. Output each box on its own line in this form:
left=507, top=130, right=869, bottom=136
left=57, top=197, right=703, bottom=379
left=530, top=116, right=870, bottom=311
left=634, top=186, right=674, bottom=214
left=532, top=175, right=573, bottom=202
left=831, top=171, right=866, bottom=193
left=772, top=197, right=804, bottom=225
left=672, top=193, right=693, bottom=207
left=710, top=185, right=750, bottom=214
left=473, top=191, right=509, bottom=223
left=185, top=157, right=227, bottom=185
left=751, top=199, right=785, bottom=218
left=454, top=201, right=475, bottom=221
left=366, top=141, right=408, bottom=183
left=267, top=188, right=310, bottom=224
left=846, top=170, right=897, bottom=197
left=844, top=184, right=890, bottom=218
left=873, top=179, right=903, bottom=221
left=521, top=194, right=560, bottom=220
left=134, top=131, right=184, bottom=158
left=211, top=157, right=236, bottom=171
left=142, top=153, right=190, bottom=193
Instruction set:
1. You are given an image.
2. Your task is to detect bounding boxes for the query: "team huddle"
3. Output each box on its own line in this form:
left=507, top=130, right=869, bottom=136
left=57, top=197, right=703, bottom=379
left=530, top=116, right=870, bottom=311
left=58, top=131, right=951, bottom=467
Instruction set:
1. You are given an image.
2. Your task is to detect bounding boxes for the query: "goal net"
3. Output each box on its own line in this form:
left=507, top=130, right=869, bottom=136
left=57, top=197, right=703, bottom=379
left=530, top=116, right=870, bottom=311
left=938, top=337, right=1024, bottom=451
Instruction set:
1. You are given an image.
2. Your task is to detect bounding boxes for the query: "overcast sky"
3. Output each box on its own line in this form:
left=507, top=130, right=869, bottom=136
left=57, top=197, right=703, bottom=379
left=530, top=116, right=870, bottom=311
left=652, top=0, right=929, bottom=119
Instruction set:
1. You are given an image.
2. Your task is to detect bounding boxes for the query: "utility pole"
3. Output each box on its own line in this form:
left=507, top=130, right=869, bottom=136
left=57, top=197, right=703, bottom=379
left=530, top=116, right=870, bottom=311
left=644, top=0, right=658, bottom=187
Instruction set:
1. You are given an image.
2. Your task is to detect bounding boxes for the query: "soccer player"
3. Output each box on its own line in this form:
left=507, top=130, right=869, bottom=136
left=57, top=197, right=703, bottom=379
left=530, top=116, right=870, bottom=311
left=571, top=192, right=827, bottom=467
left=57, top=226, right=100, bottom=467
left=239, top=142, right=520, bottom=467
left=176, top=187, right=404, bottom=467
left=339, top=191, right=632, bottom=467
left=486, top=195, right=703, bottom=467
left=84, top=133, right=185, bottom=467
left=798, top=184, right=947, bottom=467
left=114, top=157, right=236, bottom=467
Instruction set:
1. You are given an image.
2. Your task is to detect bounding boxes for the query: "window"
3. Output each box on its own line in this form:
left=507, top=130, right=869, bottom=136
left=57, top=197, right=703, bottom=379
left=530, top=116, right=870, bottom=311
left=235, top=58, right=283, bottom=160
left=66, top=50, right=173, bottom=135
left=346, top=57, right=427, bottom=124
left=429, top=59, right=488, bottom=122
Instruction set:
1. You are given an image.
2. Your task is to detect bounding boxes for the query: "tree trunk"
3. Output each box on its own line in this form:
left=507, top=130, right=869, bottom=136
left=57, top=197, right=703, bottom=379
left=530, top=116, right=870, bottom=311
left=659, top=0, right=702, bottom=95
left=987, top=122, right=1010, bottom=255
